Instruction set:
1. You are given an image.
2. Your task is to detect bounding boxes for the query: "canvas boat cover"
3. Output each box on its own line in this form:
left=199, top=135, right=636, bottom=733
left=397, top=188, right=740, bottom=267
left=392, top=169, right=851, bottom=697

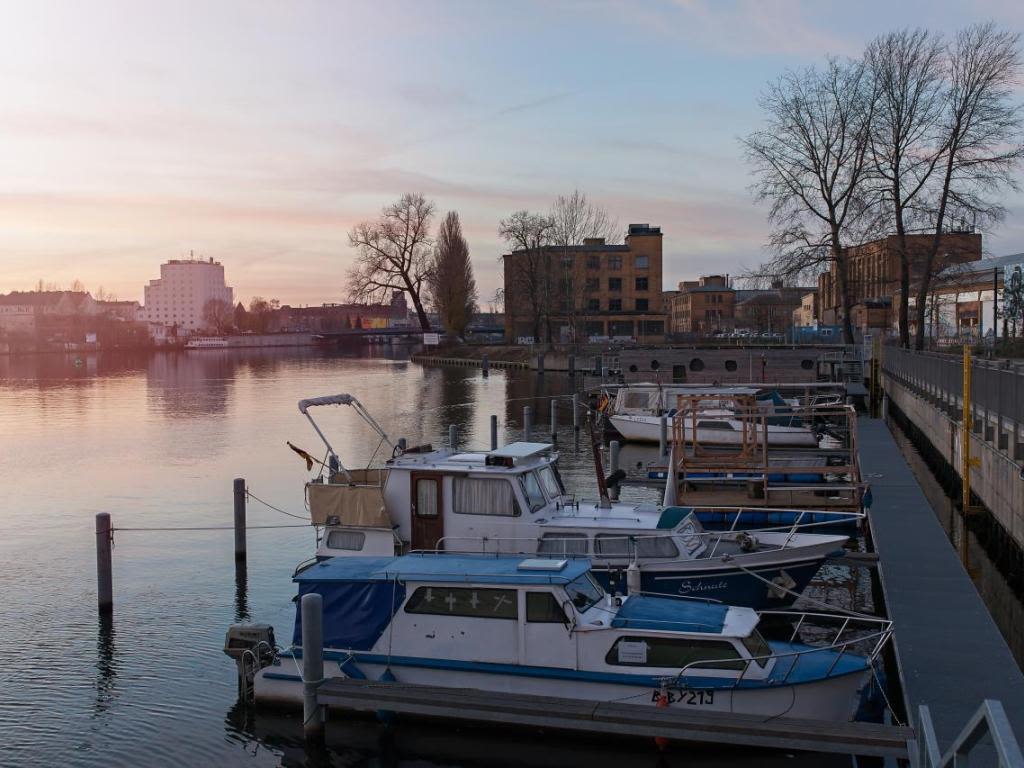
left=306, top=469, right=390, bottom=526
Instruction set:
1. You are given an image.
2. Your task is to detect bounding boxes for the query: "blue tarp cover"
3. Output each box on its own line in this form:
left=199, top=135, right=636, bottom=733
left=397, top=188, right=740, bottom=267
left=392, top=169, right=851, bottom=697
left=611, top=595, right=729, bottom=634
left=293, top=579, right=407, bottom=650
left=294, top=553, right=592, bottom=586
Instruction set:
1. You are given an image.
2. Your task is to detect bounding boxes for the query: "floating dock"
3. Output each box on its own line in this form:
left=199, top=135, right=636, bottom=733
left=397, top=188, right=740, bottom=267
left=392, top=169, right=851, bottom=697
left=859, top=417, right=1024, bottom=751
left=316, top=678, right=912, bottom=758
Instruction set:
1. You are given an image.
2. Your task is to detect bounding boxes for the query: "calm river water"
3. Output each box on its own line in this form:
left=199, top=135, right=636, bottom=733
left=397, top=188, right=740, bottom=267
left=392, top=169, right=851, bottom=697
left=0, top=347, right=893, bottom=767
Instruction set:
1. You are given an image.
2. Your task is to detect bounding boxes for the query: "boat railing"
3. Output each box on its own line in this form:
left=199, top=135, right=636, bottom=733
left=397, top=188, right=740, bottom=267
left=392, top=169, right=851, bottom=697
left=666, top=611, right=893, bottom=690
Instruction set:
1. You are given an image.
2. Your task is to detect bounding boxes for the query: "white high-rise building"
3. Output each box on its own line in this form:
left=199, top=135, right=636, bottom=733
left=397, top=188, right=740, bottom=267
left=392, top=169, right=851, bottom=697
left=144, top=257, right=233, bottom=332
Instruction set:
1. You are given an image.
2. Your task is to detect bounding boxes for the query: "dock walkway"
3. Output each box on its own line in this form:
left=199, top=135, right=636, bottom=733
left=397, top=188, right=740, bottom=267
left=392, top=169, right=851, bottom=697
left=859, top=417, right=1024, bottom=751
left=317, top=678, right=911, bottom=758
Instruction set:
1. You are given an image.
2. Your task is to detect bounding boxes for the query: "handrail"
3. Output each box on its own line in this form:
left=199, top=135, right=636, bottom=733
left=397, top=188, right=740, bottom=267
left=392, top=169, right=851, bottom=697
left=913, top=700, right=1024, bottom=767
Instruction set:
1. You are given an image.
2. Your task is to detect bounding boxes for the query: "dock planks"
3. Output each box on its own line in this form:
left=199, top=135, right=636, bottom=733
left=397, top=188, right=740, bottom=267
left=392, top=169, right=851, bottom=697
left=317, top=678, right=912, bottom=757
left=860, top=417, right=1024, bottom=752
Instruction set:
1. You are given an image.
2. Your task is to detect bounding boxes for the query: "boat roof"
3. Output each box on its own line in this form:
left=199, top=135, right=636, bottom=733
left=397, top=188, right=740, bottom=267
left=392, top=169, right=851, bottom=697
left=543, top=503, right=666, bottom=530
left=386, top=442, right=555, bottom=472
left=294, top=553, right=592, bottom=586
left=611, top=595, right=757, bottom=637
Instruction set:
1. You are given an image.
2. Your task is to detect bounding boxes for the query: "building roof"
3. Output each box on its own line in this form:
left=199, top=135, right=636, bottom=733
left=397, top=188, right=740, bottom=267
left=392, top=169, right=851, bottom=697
left=0, top=290, right=92, bottom=308
left=682, top=285, right=736, bottom=294
left=294, top=553, right=592, bottom=585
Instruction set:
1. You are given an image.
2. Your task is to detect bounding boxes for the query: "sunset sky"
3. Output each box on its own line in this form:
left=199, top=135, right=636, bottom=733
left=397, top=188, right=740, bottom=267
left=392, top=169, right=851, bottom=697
left=2, top=0, right=1023, bottom=306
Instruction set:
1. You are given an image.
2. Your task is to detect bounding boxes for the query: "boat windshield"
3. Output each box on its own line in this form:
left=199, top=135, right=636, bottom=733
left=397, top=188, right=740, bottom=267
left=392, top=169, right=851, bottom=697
left=537, top=464, right=564, bottom=498
left=740, top=629, right=772, bottom=665
left=520, top=471, right=547, bottom=511
left=565, top=572, right=604, bottom=612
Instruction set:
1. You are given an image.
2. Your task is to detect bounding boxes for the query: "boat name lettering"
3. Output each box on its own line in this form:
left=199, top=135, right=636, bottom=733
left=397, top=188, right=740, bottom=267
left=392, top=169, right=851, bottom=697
left=676, top=580, right=729, bottom=594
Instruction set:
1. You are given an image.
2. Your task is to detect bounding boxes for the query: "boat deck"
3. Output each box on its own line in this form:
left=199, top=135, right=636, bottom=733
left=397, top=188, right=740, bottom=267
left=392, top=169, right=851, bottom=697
left=859, top=417, right=1024, bottom=751
left=316, top=677, right=912, bottom=758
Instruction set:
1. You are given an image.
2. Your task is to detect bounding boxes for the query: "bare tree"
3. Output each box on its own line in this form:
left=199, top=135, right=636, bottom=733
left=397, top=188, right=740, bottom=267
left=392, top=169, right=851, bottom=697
left=866, top=28, right=946, bottom=348
left=347, top=193, right=435, bottom=331
left=910, top=23, right=1024, bottom=350
left=427, top=211, right=477, bottom=339
left=744, top=58, right=876, bottom=343
left=549, top=190, right=620, bottom=341
left=248, top=296, right=280, bottom=333
left=203, top=297, right=233, bottom=333
left=498, top=210, right=554, bottom=343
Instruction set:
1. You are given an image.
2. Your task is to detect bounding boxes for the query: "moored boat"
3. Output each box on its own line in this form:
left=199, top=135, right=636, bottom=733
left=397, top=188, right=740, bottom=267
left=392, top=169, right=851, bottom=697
left=237, top=553, right=891, bottom=723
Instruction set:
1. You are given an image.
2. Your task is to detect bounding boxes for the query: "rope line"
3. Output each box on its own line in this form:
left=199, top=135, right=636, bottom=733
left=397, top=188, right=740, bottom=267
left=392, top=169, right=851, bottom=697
left=245, top=489, right=309, bottom=521
left=114, top=523, right=309, bottom=532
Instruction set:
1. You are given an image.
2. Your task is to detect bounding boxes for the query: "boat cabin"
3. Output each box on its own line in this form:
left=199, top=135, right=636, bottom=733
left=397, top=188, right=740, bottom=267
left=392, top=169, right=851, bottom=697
left=291, top=553, right=776, bottom=681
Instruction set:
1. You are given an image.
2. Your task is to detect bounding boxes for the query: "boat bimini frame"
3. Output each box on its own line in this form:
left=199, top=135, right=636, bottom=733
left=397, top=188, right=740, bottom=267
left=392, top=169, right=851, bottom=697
left=297, top=394, right=396, bottom=483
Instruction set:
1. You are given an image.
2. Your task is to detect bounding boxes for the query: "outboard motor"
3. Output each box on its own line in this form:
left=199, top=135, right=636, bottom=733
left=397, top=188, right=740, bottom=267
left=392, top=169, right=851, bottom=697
left=224, top=624, right=276, bottom=702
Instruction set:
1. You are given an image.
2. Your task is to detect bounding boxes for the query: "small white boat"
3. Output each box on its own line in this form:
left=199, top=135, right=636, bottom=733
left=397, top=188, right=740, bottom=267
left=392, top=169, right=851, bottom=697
left=235, top=553, right=891, bottom=722
left=185, top=336, right=228, bottom=348
left=609, top=412, right=820, bottom=447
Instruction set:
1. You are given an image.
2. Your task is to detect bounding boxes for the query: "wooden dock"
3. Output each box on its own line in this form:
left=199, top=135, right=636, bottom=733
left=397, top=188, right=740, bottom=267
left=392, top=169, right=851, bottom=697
left=316, top=678, right=912, bottom=758
left=859, top=417, right=1024, bottom=752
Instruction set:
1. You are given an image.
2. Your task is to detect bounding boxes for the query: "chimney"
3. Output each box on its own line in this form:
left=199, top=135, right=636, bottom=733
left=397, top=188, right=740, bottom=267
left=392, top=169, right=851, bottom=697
left=583, top=237, right=605, bottom=246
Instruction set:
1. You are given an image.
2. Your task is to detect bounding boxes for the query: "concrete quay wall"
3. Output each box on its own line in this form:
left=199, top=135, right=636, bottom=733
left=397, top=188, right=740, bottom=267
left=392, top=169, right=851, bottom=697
left=883, top=373, right=1024, bottom=548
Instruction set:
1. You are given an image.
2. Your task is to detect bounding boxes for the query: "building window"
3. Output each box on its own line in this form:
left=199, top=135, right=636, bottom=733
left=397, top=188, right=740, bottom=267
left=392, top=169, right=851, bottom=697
left=585, top=278, right=599, bottom=292
left=608, top=278, right=622, bottom=292
left=608, top=255, right=623, bottom=270
left=635, top=299, right=649, bottom=312
left=405, top=586, right=518, bottom=619
left=608, top=299, right=622, bottom=312
left=635, top=255, right=649, bottom=269
left=560, top=255, right=574, bottom=268
left=635, top=277, right=648, bottom=291
left=587, top=255, right=600, bottom=269
left=587, top=299, right=600, bottom=312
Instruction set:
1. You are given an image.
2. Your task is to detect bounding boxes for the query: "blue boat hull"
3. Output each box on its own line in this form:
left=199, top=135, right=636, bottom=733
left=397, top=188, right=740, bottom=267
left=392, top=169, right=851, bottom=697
left=591, top=558, right=826, bottom=609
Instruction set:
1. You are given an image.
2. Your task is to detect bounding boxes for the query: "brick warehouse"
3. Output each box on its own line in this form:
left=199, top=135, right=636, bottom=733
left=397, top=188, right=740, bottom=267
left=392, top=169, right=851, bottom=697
left=502, top=223, right=665, bottom=343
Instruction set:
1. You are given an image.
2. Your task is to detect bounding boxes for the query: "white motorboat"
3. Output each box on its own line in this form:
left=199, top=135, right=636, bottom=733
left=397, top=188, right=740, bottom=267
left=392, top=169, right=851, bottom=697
left=230, top=553, right=891, bottom=723
left=608, top=411, right=820, bottom=447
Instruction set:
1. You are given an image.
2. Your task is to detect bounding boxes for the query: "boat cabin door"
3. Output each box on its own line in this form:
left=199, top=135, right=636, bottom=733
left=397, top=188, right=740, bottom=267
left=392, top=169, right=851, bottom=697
left=520, top=590, right=577, bottom=669
left=410, top=473, right=444, bottom=551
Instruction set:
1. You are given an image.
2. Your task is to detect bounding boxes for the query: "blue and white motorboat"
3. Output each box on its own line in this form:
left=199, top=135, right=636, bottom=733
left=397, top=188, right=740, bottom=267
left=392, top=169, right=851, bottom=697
left=244, top=554, right=891, bottom=723
left=296, top=395, right=851, bottom=609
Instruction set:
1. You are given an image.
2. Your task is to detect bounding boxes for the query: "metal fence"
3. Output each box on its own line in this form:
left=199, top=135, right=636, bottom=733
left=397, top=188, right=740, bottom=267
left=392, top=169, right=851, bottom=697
left=882, top=345, right=1024, bottom=459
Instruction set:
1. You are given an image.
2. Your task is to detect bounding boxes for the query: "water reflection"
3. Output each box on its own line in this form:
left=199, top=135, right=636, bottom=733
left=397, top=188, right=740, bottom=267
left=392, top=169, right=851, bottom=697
left=94, top=613, right=118, bottom=716
left=234, top=561, right=250, bottom=623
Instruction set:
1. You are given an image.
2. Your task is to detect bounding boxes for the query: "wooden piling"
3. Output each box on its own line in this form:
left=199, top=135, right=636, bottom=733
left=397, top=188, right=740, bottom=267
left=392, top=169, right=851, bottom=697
left=536, top=353, right=545, bottom=374
left=572, top=393, right=580, bottom=432
left=482, top=354, right=489, bottom=376
left=568, top=354, right=575, bottom=377
left=490, top=415, right=498, bottom=451
left=550, top=399, right=557, bottom=443
left=301, top=593, right=325, bottom=742
left=96, top=512, right=113, bottom=614
left=523, top=406, right=532, bottom=441
left=233, top=478, right=246, bottom=561
left=609, top=440, right=621, bottom=500
left=449, top=424, right=458, bottom=451
left=659, top=415, right=668, bottom=457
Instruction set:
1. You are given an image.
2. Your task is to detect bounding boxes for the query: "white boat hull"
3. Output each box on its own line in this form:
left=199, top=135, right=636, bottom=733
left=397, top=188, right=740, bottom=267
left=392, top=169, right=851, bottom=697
left=609, top=414, right=819, bottom=447
left=255, top=657, right=868, bottom=723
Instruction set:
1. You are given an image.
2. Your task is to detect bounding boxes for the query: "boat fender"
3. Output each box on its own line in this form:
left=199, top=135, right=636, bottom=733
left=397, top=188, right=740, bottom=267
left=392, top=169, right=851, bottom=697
left=626, top=562, right=641, bottom=594
left=654, top=683, right=670, bottom=751
left=736, top=531, right=759, bottom=552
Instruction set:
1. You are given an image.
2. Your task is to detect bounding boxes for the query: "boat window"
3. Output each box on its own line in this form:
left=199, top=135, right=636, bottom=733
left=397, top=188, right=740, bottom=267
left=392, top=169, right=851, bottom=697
left=520, top=472, right=547, bottom=512
left=538, top=532, right=588, bottom=555
left=605, top=637, right=746, bottom=670
left=635, top=536, right=679, bottom=558
left=565, top=573, right=604, bottom=612
left=415, top=478, right=438, bottom=517
left=404, top=586, right=517, bottom=619
left=453, top=477, right=520, bottom=517
left=623, top=392, right=649, bottom=409
left=696, top=420, right=734, bottom=430
left=594, top=534, right=631, bottom=558
left=526, top=592, right=567, bottom=623
left=740, top=630, right=772, bottom=665
left=537, top=465, right=564, bottom=498
left=325, top=530, right=366, bottom=551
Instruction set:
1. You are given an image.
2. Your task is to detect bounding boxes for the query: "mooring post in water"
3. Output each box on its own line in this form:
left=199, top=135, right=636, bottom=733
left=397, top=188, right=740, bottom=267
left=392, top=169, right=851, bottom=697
left=490, top=415, right=498, bottom=451
left=537, top=353, right=545, bottom=375
left=523, top=406, right=532, bottom=441
left=550, top=399, right=557, bottom=443
left=568, top=354, right=575, bottom=378
left=96, top=512, right=113, bottom=614
left=301, top=593, right=325, bottom=742
left=233, top=478, right=246, bottom=561
left=572, top=393, right=580, bottom=433
left=449, top=424, right=458, bottom=451
left=481, top=354, right=489, bottom=376
left=609, top=440, right=621, bottom=501
left=659, top=415, right=668, bottom=457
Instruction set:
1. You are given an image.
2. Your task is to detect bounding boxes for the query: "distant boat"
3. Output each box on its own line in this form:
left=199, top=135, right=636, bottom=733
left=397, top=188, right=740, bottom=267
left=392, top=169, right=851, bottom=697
left=609, top=412, right=820, bottom=447
left=185, top=336, right=229, bottom=349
